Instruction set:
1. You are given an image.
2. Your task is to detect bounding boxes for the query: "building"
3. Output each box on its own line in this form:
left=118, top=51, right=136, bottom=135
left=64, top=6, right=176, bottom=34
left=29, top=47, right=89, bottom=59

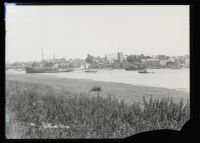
left=169, top=57, right=176, bottom=62
left=144, top=58, right=160, bottom=68
left=105, top=52, right=124, bottom=63
left=185, top=58, right=190, bottom=68
left=160, top=60, right=167, bottom=66
left=105, top=53, right=118, bottom=63
left=117, top=52, right=123, bottom=63
left=122, top=55, right=128, bottom=62
left=141, top=59, right=147, bottom=64
left=84, top=63, right=90, bottom=69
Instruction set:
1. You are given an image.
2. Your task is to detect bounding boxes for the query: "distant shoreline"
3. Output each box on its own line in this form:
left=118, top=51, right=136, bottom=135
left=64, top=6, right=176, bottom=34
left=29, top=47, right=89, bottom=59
left=6, top=72, right=189, bottom=104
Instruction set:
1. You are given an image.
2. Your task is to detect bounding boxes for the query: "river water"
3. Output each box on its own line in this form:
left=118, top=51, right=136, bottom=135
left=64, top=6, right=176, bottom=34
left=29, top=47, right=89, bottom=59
left=7, top=68, right=189, bottom=93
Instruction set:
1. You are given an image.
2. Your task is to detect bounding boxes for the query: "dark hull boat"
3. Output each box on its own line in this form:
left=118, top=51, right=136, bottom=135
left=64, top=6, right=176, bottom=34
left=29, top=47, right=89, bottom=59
left=26, top=67, right=59, bottom=73
left=138, top=69, right=148, bottom=73
left=58, top=68, right=74, bottom=72
left=26, top=66, right=74, bottom=73
left=26, top=67, right=45, bottom=73
left=138, top=68, right=151, bottom=74
left=85, top=70, right=97, bottom=73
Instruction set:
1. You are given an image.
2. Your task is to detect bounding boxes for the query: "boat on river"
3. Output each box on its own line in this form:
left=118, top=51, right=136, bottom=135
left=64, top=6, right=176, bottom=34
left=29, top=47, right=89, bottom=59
left=137, top=68, right=155, bottom=74
left=26, top=66, right=59, bottom=73
left=26, top=67, right=46, bottom=73
left=85, top=69, right=97, bottom=73
left=26, top=66, right=74, bottom=73
left=125, top=63, right=146, bottom=71
left=138, top=68, right=148, bottom=73
left=58, top=68, right=74, bottom=72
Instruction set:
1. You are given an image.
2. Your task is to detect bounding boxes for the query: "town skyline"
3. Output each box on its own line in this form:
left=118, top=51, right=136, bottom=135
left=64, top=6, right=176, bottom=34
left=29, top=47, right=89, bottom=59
left=6, top=51, right=189, bottom=64
left=6, top=5, right=189, bottom=63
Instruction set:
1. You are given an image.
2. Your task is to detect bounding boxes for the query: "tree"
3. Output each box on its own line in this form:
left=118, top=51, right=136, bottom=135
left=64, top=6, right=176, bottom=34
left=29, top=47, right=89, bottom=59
left=31, top=62, right=40, bottom=67
left=68, top=63, right=74, bottom=68
left=44, top=62, right=54, bottom=67
left=13, top=62, right=20, bottom=67
left=85, top=54, right=95, bottom=64
left=126, top=55, right=138, bottom=62
left=137, top=54, right=145, bottom=61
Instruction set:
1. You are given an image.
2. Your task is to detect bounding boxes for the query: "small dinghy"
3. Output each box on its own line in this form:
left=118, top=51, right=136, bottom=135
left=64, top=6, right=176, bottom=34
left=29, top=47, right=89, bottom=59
left=85, top=70, right=97, bottom=73
left=138, top=68, right=149, bottom=73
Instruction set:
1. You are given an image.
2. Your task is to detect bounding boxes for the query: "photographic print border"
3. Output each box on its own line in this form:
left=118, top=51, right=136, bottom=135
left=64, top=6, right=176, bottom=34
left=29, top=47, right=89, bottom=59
left=1, top=0, right=199, bottom=142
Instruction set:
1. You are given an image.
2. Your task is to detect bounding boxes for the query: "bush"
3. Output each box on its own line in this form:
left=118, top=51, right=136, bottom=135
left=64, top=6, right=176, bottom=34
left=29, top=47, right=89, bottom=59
left=90, top=86, right=102, bottom=92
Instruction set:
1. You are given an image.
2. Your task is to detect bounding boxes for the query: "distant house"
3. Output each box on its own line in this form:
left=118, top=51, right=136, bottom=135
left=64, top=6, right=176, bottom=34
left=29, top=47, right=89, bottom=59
left=122, top=55, right=128, bottom=62
left=144, top=58, right=160, bottom=68
left=105, top=53, right=117, bottom=63
left=106, top=52, right=124, bottom=63
left=141, top=59, right=147, bottom=64
left=85, top=63, right=90, bottom=69
left=52, top=64, right=59, bottom=68
left=185, top=58, right=190, bottom=68
left=160, top=60, right=167, bottom=66
left=117, top=52, right=124, bottom=63
left=169, top=57, right=175, bottom=62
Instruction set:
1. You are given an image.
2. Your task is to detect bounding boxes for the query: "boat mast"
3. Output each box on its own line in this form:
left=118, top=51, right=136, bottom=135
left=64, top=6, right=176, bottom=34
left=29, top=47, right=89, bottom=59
left=42, top=47, right=44, bottom=61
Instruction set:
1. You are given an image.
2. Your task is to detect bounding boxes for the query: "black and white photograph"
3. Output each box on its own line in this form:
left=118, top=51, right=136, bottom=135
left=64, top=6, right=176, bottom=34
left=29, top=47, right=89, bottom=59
left=5, top=4, right=190, bottom=139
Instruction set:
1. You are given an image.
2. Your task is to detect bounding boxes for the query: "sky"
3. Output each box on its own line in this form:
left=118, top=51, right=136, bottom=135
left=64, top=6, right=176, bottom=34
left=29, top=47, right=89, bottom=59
left=5, top=5, right=189, bottom=62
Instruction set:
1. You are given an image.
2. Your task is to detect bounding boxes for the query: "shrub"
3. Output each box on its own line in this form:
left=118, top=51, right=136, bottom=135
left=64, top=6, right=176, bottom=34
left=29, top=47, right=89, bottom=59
left=90, top=86, right=102, bottom=96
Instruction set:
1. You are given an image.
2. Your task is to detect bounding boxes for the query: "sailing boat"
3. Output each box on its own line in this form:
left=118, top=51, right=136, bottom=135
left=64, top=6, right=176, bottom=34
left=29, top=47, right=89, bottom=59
left=26, top=48, right=58, bottom=73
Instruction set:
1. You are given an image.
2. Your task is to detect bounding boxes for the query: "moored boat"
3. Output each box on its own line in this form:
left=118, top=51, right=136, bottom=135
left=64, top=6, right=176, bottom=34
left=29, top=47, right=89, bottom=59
left=85, top=70, right=97, bottom=73
left=138, top=68, right=149, bottom=73
left=26, top=66, right=59, bottom=73
left=58, top=68, right=74, bottom=72
left=26, top=66, right=45, bottom=73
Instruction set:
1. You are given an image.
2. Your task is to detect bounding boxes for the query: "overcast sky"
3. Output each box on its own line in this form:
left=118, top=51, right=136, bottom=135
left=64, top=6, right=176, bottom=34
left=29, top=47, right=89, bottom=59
left=5, top=5, right=189, bottom=62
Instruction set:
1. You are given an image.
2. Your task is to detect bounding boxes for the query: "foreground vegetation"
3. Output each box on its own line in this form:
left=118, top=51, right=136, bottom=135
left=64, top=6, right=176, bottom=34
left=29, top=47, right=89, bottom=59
left=6, top=80, right=190, bottom=139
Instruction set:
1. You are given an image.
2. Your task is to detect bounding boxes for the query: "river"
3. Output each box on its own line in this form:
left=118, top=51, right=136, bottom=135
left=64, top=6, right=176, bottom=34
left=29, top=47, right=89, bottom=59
left=7, top=68, right=189, bottom=93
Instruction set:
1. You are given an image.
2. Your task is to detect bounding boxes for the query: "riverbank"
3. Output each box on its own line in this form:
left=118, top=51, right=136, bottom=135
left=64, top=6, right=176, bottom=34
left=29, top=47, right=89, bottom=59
left=6, top=73, right=189, bottom=104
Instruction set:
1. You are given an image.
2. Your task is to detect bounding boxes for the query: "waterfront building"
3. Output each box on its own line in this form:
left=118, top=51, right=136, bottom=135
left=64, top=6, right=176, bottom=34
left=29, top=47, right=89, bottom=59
left=84, top=63, right=90, bottom=69
left=144, top=58, right=160, bottom=68
left=122, top=55, right=128, bottom=62
left=105, top=52, right=124, bottom=63
left=117, top=52, right=123, bottom=63
left=185, top=58, right=190, bottom=68
left=160, top=60, right=167, bottom=66
left=105, top=53, right=118, bottom=63
left=141, top=59, right=147, bottom=64
left=169, top=57, right=176, bottom=62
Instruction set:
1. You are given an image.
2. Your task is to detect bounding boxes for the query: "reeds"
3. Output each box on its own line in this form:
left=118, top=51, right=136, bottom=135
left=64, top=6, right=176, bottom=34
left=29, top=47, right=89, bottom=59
left=6, top=80, right=190, bottom=139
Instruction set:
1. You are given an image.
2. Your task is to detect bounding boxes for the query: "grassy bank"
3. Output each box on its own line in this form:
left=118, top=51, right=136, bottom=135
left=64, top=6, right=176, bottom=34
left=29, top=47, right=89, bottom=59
left=6, top=80, right=190, bottom=138
left=6, top=73, right=189, bottom=104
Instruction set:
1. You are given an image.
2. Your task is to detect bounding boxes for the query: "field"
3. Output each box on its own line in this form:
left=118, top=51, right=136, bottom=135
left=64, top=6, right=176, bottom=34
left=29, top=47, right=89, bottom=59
left=6, top=74, right=190, bottom=138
